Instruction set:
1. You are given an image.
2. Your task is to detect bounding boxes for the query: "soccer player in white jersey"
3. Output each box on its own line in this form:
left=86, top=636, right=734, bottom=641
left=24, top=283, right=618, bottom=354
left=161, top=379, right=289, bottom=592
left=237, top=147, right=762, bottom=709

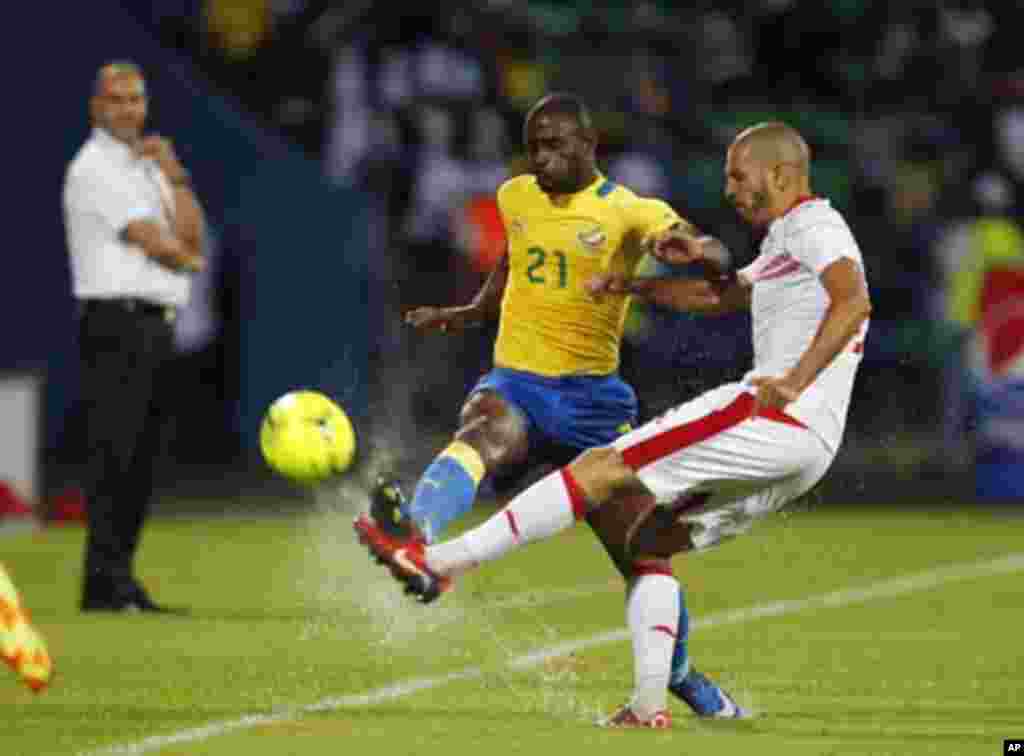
left=356, top=122, right=872, bottom=727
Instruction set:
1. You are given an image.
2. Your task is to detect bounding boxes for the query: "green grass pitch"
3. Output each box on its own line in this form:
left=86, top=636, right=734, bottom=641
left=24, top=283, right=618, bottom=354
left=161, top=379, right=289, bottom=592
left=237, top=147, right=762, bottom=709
left=2, top=497, right=1021, bottom=755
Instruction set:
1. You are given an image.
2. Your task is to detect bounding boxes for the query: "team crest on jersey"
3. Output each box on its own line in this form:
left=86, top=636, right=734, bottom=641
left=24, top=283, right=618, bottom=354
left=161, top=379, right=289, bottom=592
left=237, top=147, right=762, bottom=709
left=509, top=218, right=525, bottom=236
left=577, top=225, right=607, bottom=251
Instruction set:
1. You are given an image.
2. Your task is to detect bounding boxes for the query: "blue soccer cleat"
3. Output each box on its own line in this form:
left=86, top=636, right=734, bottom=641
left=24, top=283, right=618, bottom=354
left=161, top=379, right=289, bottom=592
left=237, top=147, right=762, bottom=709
left=669, top=668, right=750, bottom=719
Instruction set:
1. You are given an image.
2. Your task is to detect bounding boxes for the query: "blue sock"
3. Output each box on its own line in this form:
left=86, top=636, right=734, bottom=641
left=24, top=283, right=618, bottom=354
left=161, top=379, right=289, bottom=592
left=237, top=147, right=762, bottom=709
left=669, top=586, right=691, bottom=686
left=404, top=441, right=485, bottom=543
left=668, top=586, right=725, bottom=715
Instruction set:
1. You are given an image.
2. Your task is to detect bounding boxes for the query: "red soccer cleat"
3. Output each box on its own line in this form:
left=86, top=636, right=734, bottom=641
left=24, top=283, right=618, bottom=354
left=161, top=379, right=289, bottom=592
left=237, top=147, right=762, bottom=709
left=353, top=513, right=451, bottom=603
left=598, top=705, right=672, bottom=729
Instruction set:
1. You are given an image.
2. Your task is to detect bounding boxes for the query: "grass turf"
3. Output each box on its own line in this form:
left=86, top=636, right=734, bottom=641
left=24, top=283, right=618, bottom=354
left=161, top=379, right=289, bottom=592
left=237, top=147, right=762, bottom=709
left=1, top=499, right=1021, bottom=755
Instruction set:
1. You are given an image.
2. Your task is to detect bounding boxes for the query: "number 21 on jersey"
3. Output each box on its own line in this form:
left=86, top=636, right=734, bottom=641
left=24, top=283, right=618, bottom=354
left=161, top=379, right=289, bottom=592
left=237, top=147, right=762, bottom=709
left=525, top=246, right=568, bottom=288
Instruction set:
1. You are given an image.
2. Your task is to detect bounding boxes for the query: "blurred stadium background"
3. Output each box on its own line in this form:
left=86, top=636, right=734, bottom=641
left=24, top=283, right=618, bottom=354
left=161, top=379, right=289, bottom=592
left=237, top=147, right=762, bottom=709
left=4, top=0, right=1024, bottom=521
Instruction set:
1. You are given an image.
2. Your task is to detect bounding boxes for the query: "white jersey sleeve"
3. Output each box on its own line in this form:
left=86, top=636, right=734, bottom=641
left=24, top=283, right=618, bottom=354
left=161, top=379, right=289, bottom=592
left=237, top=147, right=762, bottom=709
left=790, top=219, right=862, bottom=275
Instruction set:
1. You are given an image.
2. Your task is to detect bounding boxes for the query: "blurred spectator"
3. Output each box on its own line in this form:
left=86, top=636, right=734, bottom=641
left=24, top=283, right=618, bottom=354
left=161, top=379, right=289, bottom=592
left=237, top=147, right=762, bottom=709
left=934, top=0, right=994, bottom=106
left=142, top=0, right=1024, bottom=458
left=323, top=44, right=372, bottom=187
left=204, top=0, right=272, bottom=62
left=940, top=172, right=1023, bottom=328
left=995, top=104, right=1024, bottom=189
left=402, top=104, right=468, bottom=248
left=932, top=170, right=1024, bottom=466
left=865, top=160, right=944, bottom=320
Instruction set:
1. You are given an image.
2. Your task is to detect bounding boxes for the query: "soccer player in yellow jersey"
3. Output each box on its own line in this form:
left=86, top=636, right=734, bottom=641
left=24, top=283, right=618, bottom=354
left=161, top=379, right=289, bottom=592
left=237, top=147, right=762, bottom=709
left=357, top=94, right=743, bottom=718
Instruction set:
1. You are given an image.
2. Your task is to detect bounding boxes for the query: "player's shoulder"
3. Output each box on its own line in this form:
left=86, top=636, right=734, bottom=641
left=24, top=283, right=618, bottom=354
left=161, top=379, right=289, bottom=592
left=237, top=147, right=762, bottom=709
left=65, top=147, right=97, bottom=190
left=66, top=136, right=108, bottom=184
left=604, top=181, right=676, bottom=214
left=780, top=198, right=863, bottom=263
left=782, top=197, right=856, bottom=244
left=784, top=198, right=853, bottom=238
left=497, top=174, right=539, bottom=207
left=597, top=178, right=640, bottom=206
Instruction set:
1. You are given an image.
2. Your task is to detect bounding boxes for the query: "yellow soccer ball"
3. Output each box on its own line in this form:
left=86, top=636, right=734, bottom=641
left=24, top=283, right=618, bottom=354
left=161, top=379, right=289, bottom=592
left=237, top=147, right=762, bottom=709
left=259, top=390, right=356, bottom=485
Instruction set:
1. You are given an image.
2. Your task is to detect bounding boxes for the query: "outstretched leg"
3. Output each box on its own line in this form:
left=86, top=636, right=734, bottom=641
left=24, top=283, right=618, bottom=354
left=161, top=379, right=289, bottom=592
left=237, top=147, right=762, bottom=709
left=377, top=391, right=529, bottom=544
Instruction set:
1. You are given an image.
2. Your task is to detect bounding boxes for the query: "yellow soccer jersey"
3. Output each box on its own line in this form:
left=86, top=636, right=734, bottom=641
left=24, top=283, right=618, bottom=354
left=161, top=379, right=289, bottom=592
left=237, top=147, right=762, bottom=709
left=494, top=173, right=683, bottom=377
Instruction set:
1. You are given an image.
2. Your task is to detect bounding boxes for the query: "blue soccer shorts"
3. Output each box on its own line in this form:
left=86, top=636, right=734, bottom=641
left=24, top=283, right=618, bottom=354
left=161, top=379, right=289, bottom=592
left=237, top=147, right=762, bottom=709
left=469, top=366, right=638, bottom=453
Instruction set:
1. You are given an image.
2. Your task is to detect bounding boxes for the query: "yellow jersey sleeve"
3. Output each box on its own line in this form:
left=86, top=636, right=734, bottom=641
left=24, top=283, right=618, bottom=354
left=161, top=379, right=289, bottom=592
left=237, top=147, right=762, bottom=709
left=620, top=196, right=687, bottom=250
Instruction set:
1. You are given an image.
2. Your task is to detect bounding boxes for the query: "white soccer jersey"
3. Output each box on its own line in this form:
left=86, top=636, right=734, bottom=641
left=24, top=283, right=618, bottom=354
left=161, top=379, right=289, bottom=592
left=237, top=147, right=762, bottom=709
left=737, top=197, right=869, bottom=453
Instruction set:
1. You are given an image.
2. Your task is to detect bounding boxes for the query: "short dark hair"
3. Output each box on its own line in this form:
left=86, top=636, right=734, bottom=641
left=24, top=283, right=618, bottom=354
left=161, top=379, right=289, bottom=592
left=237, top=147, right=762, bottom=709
left=94, top=61, right=145, bottom=96
left=525, top=92, right=593, bottom=131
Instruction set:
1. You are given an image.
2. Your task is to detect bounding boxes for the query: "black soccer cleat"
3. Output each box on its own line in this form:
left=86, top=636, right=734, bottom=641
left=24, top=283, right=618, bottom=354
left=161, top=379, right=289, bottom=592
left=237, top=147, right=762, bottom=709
left=369, top=477, right=411, bottom=537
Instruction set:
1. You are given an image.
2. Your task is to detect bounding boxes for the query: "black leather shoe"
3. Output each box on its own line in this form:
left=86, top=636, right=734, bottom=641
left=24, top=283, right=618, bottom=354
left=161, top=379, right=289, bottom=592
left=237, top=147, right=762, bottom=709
left=81, top=594, right=135, bottom=612
left=81, top=581, right=185, bottom=614
left=81, top=576, right=130, bottom=612
left=126, top=582, right=184, bottom=614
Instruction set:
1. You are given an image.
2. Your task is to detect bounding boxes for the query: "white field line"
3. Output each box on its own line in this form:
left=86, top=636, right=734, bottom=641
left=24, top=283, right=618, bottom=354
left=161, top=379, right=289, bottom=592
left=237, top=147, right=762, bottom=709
left=81, top=552, right=1024, bottom=756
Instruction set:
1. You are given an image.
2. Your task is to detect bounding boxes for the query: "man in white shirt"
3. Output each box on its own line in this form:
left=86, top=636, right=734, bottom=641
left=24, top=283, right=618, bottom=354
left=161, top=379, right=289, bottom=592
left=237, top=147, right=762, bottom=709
left=354, top=122, right=872, bottom=727
left=63, top=61, right=207, bottom=612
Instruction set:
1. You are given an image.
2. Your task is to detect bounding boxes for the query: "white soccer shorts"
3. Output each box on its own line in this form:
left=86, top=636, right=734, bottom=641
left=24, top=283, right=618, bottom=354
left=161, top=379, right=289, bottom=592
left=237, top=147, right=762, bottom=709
left=612, top=382, right=834, bottom=550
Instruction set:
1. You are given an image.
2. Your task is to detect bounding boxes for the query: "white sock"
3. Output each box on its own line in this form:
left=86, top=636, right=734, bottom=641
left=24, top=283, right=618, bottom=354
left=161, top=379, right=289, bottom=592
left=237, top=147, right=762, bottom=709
left=626, top=573, right=680, bottom=719
left=426, top=468, right=581, bottom=576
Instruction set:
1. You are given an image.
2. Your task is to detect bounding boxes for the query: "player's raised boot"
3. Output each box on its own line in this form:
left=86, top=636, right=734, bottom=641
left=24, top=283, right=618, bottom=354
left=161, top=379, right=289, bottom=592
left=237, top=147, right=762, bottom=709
left=369, top=477, right=419, bottom=539
left=353, top=513, right=450, bottom=603
left=598, top=704, right=671, bottom=729
left=669, top=668, right=749, bottom=719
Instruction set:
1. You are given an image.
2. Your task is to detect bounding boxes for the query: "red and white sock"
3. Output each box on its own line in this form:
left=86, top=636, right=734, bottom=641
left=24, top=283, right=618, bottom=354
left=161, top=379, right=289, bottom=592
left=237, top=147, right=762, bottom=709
left=626, top=571, right=680, bottom=720
left=426, top=468, right=584, bottom=577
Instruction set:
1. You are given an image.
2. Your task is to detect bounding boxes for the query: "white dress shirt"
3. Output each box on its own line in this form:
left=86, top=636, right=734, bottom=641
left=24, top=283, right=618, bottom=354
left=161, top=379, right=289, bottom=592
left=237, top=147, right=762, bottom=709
left=63, top=128, right=191, bottom=307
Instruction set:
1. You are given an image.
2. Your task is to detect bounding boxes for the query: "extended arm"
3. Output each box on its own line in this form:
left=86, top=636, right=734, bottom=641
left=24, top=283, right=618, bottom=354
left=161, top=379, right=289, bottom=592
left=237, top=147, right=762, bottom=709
left=785, top=257, right=872, bottom=392
left=616, top=274, right=749, bottom=315
left=465, top=251, right=509, bottom=322
left=594, top=230, right=751, bottom=314
left=750, top=257, right=872, bottom=408
left=405, top=252, right=509, bottom=331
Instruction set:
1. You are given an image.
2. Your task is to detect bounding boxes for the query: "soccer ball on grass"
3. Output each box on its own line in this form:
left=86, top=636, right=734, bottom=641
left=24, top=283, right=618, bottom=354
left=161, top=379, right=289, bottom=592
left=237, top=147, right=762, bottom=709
left=259, top=390, right=356, bottom=485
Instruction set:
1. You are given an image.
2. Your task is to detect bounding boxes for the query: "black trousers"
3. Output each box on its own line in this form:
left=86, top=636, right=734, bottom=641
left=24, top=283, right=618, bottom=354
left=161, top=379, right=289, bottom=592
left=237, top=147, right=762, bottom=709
left=77, top=299, right=176, bottom=595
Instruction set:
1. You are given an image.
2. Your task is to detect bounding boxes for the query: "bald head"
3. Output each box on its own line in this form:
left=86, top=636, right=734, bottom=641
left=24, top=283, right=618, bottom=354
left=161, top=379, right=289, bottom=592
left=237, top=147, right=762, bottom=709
left=724, top=122, right=813, bottom=227
left=731, top=122, right=810, bottom=177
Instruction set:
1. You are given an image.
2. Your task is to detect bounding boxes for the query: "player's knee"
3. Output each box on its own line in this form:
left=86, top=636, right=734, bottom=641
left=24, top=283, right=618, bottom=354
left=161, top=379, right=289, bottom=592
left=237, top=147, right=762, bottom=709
left=458, top=390, right=503, bottom=426
left=625, top=557, right=673, bottom=582
left=454, top=408, right=528, bottom=471
left=627, top=506, right=695, bottom=560
left=567, top=447, right=633, bottom=505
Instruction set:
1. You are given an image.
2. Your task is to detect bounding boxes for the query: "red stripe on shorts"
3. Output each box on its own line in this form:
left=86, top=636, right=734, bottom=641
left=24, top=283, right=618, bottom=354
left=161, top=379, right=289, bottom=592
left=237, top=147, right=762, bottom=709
left=620, top=392, right=806, bottom=471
